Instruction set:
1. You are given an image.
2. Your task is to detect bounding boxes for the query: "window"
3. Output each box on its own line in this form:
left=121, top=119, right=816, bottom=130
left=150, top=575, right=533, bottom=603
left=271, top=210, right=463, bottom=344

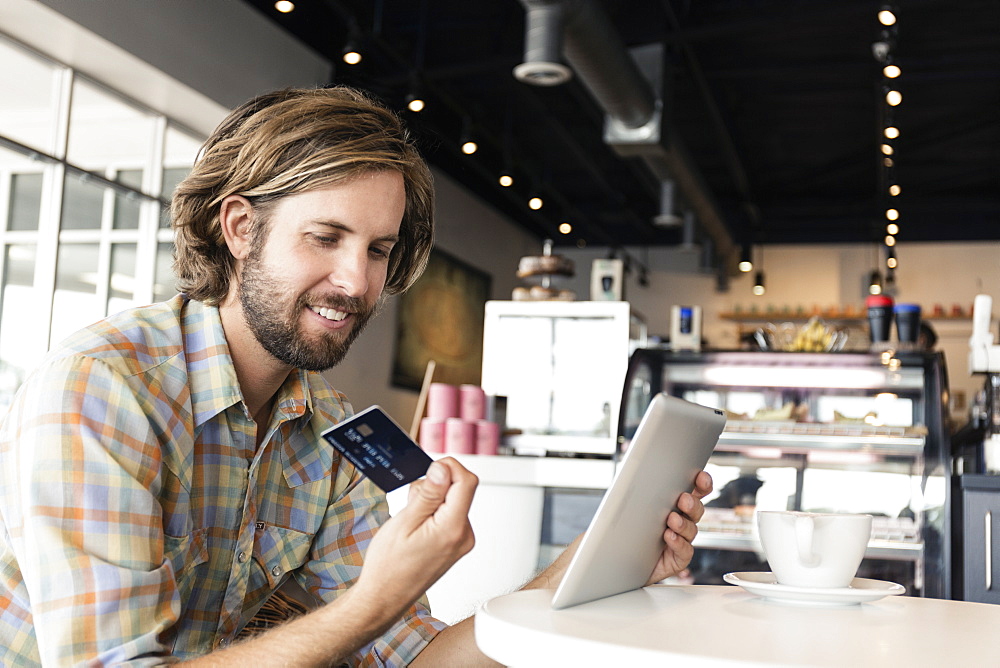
left=0, top=32, right=203, bottom=402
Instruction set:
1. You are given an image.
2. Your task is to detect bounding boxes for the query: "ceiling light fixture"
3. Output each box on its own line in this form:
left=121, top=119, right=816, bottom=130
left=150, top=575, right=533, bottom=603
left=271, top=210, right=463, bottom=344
left=878, top=7, right=897, bottom=26
left=460, top=118, right=478, bottom=155
left=499, top=173, right=514, bottom=187
left=886, top=89, right=902, bottom=106
left=342, top=28, right=363, bottom=65
left=884, top=126, right=900, bottom=139
left=274, top=1, right=295, bottom=13
left=405, top=94, right=425, bottom=113
left=888, top=183, right=901, bottom=196
left=883, top=62, right=901, bottom=79
left=528, top=196, right=543, bottom=210
left=752, top=271, right=765, bottom=296
left=886, top=208, right=899, bottom=220
left=738, top=244, right=753, bottom=273
left=558, top=222, right=572, bottom=234
left=885, top=235, right=896, bottom=247
left=887, top=223, right=899, bottom=235
left=869, top=269, right=883, bottom=295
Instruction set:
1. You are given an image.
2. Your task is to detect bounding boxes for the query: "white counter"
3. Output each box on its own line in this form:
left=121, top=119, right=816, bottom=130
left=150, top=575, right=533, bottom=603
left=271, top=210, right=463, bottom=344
left=476, top=585, right=1000, bottom=666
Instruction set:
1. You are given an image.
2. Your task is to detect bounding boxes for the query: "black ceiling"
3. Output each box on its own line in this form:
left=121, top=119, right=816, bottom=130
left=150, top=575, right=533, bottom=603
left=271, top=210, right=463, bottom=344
left=242, top=0, right=1000, bottom=263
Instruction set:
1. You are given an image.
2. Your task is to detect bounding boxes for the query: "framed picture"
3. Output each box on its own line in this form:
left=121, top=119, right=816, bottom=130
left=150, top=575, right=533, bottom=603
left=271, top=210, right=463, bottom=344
left=391, top=248, right=492, bottom=390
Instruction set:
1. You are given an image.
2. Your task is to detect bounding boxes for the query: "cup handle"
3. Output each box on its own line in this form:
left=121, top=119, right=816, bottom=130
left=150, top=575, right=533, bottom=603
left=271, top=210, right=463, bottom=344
left=796, top=515, right=821, bottom=567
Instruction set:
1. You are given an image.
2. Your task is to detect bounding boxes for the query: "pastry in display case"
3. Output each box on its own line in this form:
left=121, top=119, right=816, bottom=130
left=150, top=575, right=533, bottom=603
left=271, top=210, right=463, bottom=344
left=619, top=348, right=952, bottom=598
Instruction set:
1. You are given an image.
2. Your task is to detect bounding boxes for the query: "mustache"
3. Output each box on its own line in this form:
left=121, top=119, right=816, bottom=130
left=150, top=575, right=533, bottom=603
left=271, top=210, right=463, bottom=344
left=303, top=293, right=369, bottom=313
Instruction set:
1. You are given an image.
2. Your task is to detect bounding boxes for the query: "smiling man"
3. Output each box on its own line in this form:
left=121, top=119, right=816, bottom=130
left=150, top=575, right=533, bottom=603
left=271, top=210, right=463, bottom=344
left=0, top=87, right=711, bottom=666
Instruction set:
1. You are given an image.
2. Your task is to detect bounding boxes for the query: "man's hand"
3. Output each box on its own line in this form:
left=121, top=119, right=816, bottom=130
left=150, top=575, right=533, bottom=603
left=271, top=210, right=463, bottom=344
left=646, top=470, right=714, bottom=584
left=353, top=457, right=478, bottom=620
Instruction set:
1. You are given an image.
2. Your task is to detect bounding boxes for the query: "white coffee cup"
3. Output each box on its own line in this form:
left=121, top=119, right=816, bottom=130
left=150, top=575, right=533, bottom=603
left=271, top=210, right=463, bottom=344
left=757, top=511, right=872, bottom=589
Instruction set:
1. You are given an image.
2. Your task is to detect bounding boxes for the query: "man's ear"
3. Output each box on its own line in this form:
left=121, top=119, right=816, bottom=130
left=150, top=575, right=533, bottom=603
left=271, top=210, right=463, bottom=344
left=219, top=195, right=254, bottom=260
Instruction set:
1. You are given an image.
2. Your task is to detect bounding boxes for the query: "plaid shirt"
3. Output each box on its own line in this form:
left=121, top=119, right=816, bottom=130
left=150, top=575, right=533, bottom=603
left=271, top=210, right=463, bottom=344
left=0, top=295, right=444, bottom=666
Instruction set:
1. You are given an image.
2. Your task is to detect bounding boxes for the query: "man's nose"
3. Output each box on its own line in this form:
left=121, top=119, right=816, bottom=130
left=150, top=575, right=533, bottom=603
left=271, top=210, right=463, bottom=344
left=327, top=251, right=369, bottom=297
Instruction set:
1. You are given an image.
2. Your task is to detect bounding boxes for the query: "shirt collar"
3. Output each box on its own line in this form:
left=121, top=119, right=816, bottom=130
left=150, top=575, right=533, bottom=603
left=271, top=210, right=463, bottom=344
left=180, top=298, right=314, bottom=428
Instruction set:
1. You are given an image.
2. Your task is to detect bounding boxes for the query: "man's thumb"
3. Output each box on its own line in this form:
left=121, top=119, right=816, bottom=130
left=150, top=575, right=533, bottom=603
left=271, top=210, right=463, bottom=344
left=406, top=461, right=450, bottom=511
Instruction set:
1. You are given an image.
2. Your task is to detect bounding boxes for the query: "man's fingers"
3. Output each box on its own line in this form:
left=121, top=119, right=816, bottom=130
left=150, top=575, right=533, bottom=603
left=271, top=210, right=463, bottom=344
left=399, top=458, right=478, bottom=530
left=430, top=457, right=478, bottom=521
left=668, top=510, right=698, bottom=543
left=693, top=470, right=714, bottom=500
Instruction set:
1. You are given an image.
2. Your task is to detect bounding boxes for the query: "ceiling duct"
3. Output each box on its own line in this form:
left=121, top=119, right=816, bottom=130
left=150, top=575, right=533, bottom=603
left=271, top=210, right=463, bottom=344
left=513, top=2, right=573, bottom=86
left=515, top=0, right=734, bottom=264
left=653, top=179, right=681, bottom=227
left=681, top=209, right=699, bottom=252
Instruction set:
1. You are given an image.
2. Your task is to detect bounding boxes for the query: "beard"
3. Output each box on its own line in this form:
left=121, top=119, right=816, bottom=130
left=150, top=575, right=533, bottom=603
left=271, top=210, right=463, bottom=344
left=238, top=247, right=380, bottom=372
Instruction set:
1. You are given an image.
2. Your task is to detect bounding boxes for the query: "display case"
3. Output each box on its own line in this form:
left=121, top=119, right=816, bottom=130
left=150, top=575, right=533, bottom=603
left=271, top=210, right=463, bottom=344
left=620, top=349, right=952, bottom=598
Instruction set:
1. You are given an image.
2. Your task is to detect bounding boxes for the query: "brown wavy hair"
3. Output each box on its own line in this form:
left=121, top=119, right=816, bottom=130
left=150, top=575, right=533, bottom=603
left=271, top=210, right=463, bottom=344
left=171, top=86, right=434, bottom=305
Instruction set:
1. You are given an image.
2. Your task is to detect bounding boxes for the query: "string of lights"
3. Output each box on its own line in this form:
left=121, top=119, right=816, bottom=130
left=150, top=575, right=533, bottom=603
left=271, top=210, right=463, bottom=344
left=871, top=3, right=902, bottom=296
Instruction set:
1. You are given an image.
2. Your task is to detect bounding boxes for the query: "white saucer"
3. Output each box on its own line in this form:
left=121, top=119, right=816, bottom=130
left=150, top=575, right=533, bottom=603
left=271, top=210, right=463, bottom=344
left=723, top=571, right=906, bottom=605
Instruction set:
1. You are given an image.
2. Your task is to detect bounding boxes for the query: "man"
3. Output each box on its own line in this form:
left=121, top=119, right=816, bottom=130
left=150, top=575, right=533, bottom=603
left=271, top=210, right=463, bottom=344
left=0, top=87, right=711, bottom=665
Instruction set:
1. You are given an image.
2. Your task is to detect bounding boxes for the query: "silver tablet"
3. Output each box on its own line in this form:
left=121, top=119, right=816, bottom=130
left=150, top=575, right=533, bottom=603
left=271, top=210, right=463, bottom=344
left=550, top=394, right=725, bottom=609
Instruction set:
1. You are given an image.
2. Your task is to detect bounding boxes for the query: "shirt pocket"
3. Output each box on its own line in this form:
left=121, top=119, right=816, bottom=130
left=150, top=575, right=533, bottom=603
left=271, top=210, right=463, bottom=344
left=251, top=524, right=313, bottom=591
left=163, top=527, right=210, bottom=606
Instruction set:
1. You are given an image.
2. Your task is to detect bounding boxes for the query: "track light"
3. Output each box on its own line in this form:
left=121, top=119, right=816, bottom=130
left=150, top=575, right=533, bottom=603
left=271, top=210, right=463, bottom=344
left=886, top=208, right=899, bottom=221
left=558, top=222, right=572, bottom=234
left=752, top=271, right=765, bottom=296
left=878, top=6, right=897, bottom=26
left=887, top=223, right=899, bottom=235
left=883, top=62, right=901, bottom=79
left=888, top=183, right=901, bottom=196
left=274, top=1, right=295, bottom=12
left=884, top=126, right=899, bottom=139
left=498, top=172, right=514, bottom=187
left=528, top=196, right=543, bottom=210
left=885, top=89, right=902, bottom=106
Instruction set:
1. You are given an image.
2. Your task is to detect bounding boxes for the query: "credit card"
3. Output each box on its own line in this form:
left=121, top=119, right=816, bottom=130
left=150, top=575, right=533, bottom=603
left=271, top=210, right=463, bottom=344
left=322, top=405, right=434, bottom=493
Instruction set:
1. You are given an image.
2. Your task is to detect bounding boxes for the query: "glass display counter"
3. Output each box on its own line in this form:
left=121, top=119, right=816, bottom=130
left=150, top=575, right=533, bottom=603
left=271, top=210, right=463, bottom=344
left=620, top=349, right=952, bottom=598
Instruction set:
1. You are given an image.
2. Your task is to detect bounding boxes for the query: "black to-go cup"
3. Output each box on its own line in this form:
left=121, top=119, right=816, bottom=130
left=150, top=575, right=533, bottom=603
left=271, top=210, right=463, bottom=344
left=866, top=295, right=894, bottom=343
left=894, top=303, right=921, bottom=345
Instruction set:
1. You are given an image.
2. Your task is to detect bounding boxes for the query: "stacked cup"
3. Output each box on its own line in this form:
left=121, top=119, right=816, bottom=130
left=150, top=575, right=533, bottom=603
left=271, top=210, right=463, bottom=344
left=420, top=382, right=500, bottom=455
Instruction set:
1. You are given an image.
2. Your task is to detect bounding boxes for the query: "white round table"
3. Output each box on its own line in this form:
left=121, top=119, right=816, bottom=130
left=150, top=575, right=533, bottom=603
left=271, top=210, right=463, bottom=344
left=474, top=584, right=1000, bottom=666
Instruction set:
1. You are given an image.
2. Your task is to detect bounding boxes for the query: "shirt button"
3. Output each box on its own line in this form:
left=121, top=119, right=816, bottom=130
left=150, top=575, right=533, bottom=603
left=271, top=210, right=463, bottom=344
left=216, top=637, right=230, bottom=649
left=238, top=551, right=248, bottom=563
left=271, top=565, right=282, bottom=577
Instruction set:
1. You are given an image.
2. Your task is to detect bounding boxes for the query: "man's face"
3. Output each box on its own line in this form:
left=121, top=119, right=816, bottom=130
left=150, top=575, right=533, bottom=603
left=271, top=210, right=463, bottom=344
left=237, top=171, right=406, bottom=371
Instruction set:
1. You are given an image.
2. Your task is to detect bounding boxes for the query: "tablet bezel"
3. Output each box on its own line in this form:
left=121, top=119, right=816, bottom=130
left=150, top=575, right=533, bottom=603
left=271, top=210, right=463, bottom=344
left=550, top=394, right=725, bottom=609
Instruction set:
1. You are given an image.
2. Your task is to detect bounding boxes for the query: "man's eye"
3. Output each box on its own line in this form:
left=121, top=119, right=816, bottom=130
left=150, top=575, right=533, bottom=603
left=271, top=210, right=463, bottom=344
left=314, top=235, right=337, bottom=245
left=370, top=246, right=392, bottom=259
